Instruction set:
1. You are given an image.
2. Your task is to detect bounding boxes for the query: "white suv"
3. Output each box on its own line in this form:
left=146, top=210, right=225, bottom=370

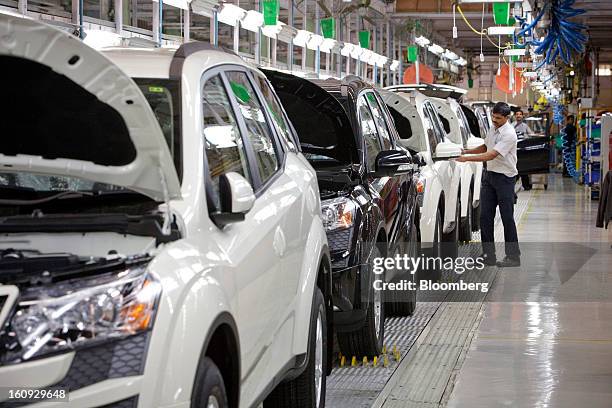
left=380, top=89, right=462, bottom=278
left=0, top=15, right=331, bottom=408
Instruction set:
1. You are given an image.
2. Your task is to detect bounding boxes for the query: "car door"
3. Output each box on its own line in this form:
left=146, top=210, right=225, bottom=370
left=201, top=69, right=288, bottom=404
left=364, top=92, right=411, bottom=253
left=225, top=69, right=310, bottom=400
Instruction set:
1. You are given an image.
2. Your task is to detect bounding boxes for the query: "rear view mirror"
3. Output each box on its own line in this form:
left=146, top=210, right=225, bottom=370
left=210, top=172, right=255, bottom=227
left=433, top=141, right=462, bottom=161
left=373, top=150, right=413, bottom=177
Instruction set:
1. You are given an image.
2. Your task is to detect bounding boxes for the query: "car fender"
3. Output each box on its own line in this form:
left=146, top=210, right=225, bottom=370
left=460, top=163, right=474, bottom=218
left=472, top=162, right=483, bottom=207
left=443, top=165, right=462, bottom=233
left=291, top=217, right=330, bottom=356
left=419, top=171, right=444, bottom=247
left=142, top=241, right=238, bottom=408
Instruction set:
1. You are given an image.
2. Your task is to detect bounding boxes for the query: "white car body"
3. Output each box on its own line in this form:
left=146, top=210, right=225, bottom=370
left=0, top=15, right=330, bottom=408
left=380, top=89, right=462, bottom=247
left=428, top=97, right=485, bottom=228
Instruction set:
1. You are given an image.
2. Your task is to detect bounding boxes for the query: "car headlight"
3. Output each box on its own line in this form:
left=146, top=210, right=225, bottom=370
left=321, top=197, right=357, bottom=231
left=415, top=175, right=426, bottom=207
left=3, top=265, right=161, bottom=364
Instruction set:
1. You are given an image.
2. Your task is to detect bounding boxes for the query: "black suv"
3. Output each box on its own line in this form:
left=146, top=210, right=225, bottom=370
left=264, top=71, right=419, bottom=358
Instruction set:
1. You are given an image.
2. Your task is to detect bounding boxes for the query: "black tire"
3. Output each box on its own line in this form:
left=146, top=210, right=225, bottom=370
left=337, top=245, right=385, bottom=358
left=385, top=224, right=418, bottom=317
left=191, top=357, right=229, bottom=408
left=265, top=288, right=327, bottom=408
left=419, top=207, right=442, bottom=283
left=459, top=188, right=473, bottom=243
left=442, top=195, right=460, bottom=259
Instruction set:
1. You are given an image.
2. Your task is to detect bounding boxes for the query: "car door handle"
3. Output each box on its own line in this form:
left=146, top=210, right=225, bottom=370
left=273, top=226, right=286, bottom=257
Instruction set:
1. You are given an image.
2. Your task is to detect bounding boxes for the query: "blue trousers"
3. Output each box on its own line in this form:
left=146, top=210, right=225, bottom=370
left=480, top=170, right=521, bottom=259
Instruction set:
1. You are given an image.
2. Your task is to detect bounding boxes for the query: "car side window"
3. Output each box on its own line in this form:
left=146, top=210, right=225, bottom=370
left=357, top=95, right=382, bottom=171
left=422, top=106, right=439, bottom=153
left=202, top=74, right=251, bottom=211
left=255, top=74, right=298, bottom=152
left=226, top=71, right=279, bottom=184
left=457, top=109, right=470, bottom=147
left=365, top=93, right=392, bottom=150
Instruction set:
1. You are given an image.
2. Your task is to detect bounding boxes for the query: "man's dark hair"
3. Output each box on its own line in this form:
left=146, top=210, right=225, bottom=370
left=516, top=109, right=524, bottom=115
left=493, top=102, right=512, bottom=117
left=567, top=114, right=575, bottom=121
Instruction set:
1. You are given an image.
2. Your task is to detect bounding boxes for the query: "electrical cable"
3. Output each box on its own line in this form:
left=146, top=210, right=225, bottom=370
left=480, top=2, right=484, bottom=60
left=456, top=5, right=512, bottom=50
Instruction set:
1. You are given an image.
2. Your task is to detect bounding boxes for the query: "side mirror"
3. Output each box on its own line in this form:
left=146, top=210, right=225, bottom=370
left=466, top=136, right=485, bottom=150
left=373, top=150, right=413, bottom=177
left=433, top=141, right=462, bottom=161
left=210, top=172, right=255, bottom=227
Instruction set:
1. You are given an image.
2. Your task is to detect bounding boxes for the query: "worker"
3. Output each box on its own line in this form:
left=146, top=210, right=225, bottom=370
left=456, top=102, right=521, bottom=267
left=513, top=109, right=533, bottom=190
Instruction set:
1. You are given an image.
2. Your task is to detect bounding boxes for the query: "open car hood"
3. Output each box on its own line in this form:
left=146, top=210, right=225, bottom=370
left=0, top=14, right=180, bottom=202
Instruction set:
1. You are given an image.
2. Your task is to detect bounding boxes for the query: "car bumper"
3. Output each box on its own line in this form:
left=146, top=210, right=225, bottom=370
left=0, top=333, right=170, bottom=408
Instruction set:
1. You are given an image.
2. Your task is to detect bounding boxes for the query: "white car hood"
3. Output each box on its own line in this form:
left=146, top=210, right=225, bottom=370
left=0, top=14, right=180, bottom=202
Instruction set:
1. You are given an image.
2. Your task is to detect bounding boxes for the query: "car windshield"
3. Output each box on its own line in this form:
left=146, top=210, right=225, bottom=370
left=0, top=79, right=182, bottom=194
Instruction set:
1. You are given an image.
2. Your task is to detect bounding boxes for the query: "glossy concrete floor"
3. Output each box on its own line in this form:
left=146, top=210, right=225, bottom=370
left=446, top=175, right=612, bottom=408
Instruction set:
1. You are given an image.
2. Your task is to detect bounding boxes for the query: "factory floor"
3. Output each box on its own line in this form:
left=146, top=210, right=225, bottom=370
left=326, top=174, right=612, bottom=408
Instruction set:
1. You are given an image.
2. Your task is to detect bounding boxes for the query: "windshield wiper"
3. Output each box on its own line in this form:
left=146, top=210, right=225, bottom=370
left=0, top=191, right=93, bottom=206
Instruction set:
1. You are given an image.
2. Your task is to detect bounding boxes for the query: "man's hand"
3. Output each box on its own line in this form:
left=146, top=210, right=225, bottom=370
left=455, top=155, right=468, bottom=162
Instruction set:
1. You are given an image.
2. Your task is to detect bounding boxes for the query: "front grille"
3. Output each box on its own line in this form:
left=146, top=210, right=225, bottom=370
left=98, top=395, right=139, bottom=408
left=57, top=333, right=149, bottom=391
left=0, top=334, right=149, bottom=408
left=327, top=228, right=352, bottom=253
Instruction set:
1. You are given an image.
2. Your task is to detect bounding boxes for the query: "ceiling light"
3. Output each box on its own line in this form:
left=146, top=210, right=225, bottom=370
left=390, top=60, right=400, bottom=71
left=341, top=43, right=355, bottom=57
left=306, top=34, right=324, bottom=50
left=361, top=49, right=374, bottom=64
left=428, top=43, right=444, bottom=55
left=504, top=48, right=527, bottom=56
left=83, top=30, right=122, bottom=49
left=241, top=10, right=263, bottom=32
left=376, top=55, right=388, bottom=68
left=415, top=36, right=430, bottom=47
left=443, top=49, right=458, bottom=60
left=218, top=3, right=245, bottom=26
left=293, top=30, right=312, bottom=47
left=320, top=38, right=338, bottom=53
left=487, top=26, right=516, bottom=36
left=351, top=45, right=364, bottom=59
left=261, top=22, right=284, bottom=38
left=454, top=57, right=467, bottom=66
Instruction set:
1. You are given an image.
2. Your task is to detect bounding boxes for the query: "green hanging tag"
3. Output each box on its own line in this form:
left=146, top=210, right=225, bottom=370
left=407, top=45, right=418, bottom=62
left=230, top=82, right=251, bottom=104
left=262, top=0, right=279, bottom=26
left=468, top=78, right=474, bottom=88
left=493, top=2, right=511, bottom=25
left=359, top=31, right=370, bottom=49
left=321, top=17, right=335, bottom=39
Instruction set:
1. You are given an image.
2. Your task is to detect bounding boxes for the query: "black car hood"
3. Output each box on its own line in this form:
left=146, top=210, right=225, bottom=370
left=262, top=69, right=359, bottom=166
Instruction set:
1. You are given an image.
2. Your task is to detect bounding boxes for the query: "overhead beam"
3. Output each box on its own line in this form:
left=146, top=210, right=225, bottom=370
left=390, top=12, right=487, bottom=19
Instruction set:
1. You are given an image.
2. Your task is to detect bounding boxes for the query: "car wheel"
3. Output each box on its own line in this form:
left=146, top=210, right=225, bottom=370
left=442, top=195, right=460, bottom=259
left=459, top=188, right=473, bottom=243
left=419, top=207, right=442, bottom=283
left=386, top=223, right=418, bottom=317
left=264, top=288, right=327, bottom=408
left=337, top=245, right=385, bottom=358
left=191, top=357, right=229, bottom=408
